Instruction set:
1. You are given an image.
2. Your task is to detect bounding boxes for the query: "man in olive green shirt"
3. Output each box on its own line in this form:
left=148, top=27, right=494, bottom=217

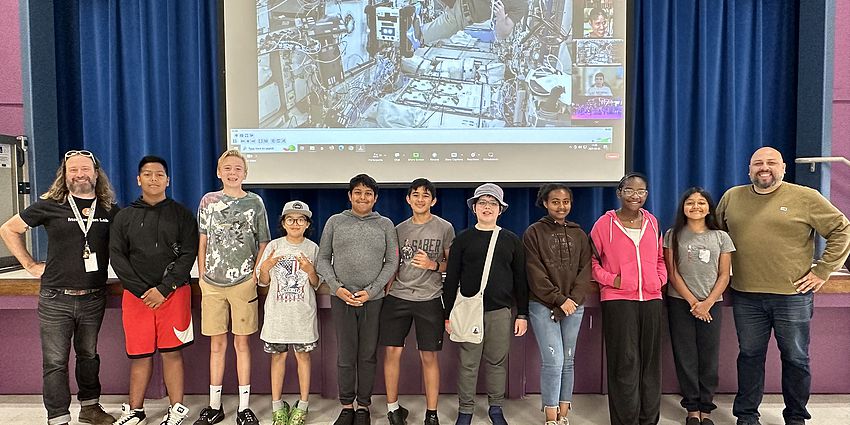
left=716, top=147, right=850, bottom=425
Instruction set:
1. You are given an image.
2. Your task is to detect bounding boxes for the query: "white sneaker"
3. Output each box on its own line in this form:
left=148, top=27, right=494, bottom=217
left=114, top=403, right=147, bottom=425
left=160, top=403, right=190, bottom=425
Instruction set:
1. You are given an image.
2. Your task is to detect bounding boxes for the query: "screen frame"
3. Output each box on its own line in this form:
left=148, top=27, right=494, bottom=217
left=216, top=0, right=635, bottom=189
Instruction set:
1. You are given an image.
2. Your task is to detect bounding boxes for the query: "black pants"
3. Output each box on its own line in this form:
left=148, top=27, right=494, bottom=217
left=331, top=296, right=383, bottom=406
left=38, top=289, right=106, bottom=425
left=602, top=299, right=662, bottom=425
left=667, top=297, right=722, bottom=414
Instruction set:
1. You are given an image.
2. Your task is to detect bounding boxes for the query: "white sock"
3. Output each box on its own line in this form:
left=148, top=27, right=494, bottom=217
left=238, top=385, right=251, bottom=412
left=297, top=399, right=309, bottom=410
left=272, top=399, right=283, bottom=412
left=387, top=401, right=399, bottom=412
left=209, top=385, right=223, bottom=410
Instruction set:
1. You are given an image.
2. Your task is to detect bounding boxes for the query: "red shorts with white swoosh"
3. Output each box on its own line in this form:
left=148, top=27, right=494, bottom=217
left=121, top=285, right=194, bottom=358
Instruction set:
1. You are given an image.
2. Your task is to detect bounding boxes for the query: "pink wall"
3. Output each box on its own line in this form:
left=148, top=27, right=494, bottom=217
left=0, top=0, right=23, bottom=136
left=833, top=1, right=850, bottom=216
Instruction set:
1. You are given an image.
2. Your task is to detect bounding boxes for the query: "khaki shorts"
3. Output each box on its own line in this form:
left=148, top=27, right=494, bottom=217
left=199, top=278, right=259, bottom=336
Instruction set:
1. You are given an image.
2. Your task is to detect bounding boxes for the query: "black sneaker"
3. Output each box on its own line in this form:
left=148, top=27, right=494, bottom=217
left=387, top=406, right=409, bottom=425
left=354, top=408, right=371, bottom=425
left=235, top=408, right=259, bottom=425
left=334, top=408, right=356, bottom=425
left=114, top=403, right=146, bottom=425
left=701, top=419, right=715, bottom=425
left=685, top=418, right=700, bottom=425
left=193, top=406, right=224, bottom=425
left=736, top=421, right=762, bottom=425
left=424, top=410, right=440, bottom=425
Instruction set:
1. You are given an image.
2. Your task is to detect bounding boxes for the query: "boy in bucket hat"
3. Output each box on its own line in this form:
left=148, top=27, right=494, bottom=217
left=256, top=200, right=321, bottom=425
left=442, top=183, right=529, bottom=425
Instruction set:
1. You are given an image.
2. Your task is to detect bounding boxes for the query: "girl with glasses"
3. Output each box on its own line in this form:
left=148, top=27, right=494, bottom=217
left=589, top=173, right=667, bottom=425
left=256, top=200, right=320, bottom=425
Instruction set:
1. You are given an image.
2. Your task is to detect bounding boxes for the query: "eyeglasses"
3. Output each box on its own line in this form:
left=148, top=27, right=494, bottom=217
left=65, top=150, right=94, bottom=159
left=475, top=200, right=501, bottom=208
left=284, top=217, right=307, bottom=225
left=620, top=188, right=648, bottom=197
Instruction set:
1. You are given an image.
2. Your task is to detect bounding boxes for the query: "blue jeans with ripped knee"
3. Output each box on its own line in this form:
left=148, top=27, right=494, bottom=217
left=529, top=300, right=584, bottom=409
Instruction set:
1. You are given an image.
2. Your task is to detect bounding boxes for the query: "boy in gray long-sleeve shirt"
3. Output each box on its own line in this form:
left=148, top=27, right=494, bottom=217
left=317, top=174, right=399, bottom=425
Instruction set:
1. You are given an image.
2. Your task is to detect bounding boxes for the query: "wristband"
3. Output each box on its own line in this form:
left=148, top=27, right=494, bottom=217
left=432, top=261, right=441, bottom=272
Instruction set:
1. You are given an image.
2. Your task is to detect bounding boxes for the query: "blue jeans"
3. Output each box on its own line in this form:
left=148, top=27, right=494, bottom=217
left=732, top=290, right=813, bottom=424
left=529, top=301, right=584, bottom=409
left=38, top=288, right=106, bottom=425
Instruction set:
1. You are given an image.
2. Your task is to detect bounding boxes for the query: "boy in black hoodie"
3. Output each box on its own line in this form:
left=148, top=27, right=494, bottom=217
left=110, top=156, right=199, bottom=425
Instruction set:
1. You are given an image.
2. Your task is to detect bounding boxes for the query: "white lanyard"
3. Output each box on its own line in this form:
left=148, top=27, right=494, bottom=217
left=68, top=196, right=97, bottom=256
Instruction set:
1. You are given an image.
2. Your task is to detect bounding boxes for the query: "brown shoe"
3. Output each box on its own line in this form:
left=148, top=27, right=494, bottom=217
left=79, top=403, right=116, bottom=425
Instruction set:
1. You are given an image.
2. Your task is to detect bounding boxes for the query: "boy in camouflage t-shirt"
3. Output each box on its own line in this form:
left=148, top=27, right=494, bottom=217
left=195, top=150, right=270, bottom=425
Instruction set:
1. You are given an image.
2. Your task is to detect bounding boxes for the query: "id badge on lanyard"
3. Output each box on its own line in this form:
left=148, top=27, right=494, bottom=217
left=69, top=196, right=98, bottom=273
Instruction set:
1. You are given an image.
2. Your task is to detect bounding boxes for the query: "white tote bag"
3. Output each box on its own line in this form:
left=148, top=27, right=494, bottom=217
left=449, top=227, right=500, bottom=344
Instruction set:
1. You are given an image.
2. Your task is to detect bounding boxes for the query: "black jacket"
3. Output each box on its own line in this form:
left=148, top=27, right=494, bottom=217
left=109, top=197, right=199, bottom=298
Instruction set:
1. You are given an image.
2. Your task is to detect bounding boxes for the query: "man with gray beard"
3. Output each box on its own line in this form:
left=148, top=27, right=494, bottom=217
left=1, top=150, right=119, bottom=425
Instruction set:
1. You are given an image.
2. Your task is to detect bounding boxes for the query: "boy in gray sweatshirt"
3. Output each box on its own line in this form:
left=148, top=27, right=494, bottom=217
left=317, top=174, right=399, bottom=425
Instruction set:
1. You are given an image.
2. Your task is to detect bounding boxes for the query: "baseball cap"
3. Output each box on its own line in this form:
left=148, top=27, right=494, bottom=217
left=281, top=200, right=312, bottom=218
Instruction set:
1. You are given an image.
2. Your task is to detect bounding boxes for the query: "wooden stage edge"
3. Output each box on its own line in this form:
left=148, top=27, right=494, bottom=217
left=2, top=270, right=849, bottom=296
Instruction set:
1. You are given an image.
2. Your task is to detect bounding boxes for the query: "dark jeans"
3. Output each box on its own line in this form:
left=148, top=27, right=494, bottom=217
left=602, top=299, right=662, bottom=425
left=732, top=290, right=813, bottom=424
left=38, top=288, right=106, bottom=424
left=331, top=296, right=383, bottom=407
left=667, top=297, right=722, bottom=414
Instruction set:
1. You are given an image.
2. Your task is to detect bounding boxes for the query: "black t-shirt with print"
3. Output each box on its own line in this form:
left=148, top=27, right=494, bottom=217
left=20, top=197, right=119, bottom=289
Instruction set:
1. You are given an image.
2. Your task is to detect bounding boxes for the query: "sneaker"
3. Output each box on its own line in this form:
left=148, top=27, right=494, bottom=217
left=686, top=418, right=700, bottom=425
left=558, top=418, right=569, bottom=425
left=288, top=407, right=308, bottom=425
left=80, top=403, right=117, bottom=425
left=354, top=408, right=371, bottom=425
left=424, top=411, right=440, bottom=425
left=334, top=408, right=356, bottom=425
left=114, top=404, right=147, bottom=425
left=736, top=421, right=762, bottom=425
left=784, top=420, right=805, bottom=425
left=235, top=408, right=259, bottom=425
left=545, top=421, right=558, bottom=425
left=271, top=401, right=290, bottom=425
left=701, top=419, right=715, bottom=425
left=454, top=413, right=472, bottom=425
left=487, top=406, right=508, bottom=425
left=387, top=406, right=409, bottom=425
left=193, top=406, right=225, bottom=425
left=160, top=403, right=190, bottom=425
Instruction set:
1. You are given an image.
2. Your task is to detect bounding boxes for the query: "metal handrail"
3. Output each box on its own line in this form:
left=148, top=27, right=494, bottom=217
left=795, top=156, right=850, bottom=172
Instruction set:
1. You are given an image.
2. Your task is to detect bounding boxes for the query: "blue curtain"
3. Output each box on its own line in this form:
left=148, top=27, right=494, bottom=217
left=52, top=0, right=799, bottom=239
left=53, top=0, right=221, bottom=208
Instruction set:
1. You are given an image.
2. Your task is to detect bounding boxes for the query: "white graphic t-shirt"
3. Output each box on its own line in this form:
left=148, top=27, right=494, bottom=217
left=259, top=237, right=320, bottom=344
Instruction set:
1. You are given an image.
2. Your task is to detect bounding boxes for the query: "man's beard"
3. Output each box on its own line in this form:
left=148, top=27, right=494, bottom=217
left=68, top=178, right=95, bottom=195
left=750, top=174, right=777, bottom=189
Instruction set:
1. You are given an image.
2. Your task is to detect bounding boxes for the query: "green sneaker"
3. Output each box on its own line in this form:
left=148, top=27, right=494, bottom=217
left=287, top=407, right=307, bottom=425
left=271, top=401, right=291, bottom=425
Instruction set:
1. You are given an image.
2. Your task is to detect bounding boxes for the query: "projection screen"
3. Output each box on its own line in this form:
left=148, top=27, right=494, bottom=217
left=222, top=0, right=629, bottom=184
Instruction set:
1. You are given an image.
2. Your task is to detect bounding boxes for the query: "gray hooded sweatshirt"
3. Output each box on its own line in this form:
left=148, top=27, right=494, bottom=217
left=317, top=209, right=399, bottom=300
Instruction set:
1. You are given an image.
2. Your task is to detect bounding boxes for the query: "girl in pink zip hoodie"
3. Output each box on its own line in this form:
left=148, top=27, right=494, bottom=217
left=589, top=173, right=667, bottom=425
